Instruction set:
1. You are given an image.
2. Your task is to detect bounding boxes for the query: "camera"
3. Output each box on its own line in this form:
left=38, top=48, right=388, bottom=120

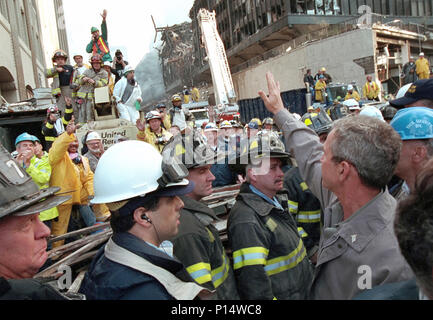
left=156, top=137, right=166, bottom=145
left=72, top=156, right=82, bottom=165
left=117, top=56, right=122, bottom=61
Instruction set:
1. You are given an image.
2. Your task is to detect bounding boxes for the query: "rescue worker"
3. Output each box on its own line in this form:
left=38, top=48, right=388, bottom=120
left=112, top=49, right=128, bottom=83
left=14, top=133, right=59, bottom=229
left=360, top=105, right=386, bottom=122
left=343, top=98, right=361, bottom=115
left=344, top=85, right=360, bottom=101
left=156, top=103, right=171, bottom=130
left=79, top=140, right=211, bottom=300
left=83, top=131, right=104, bottom=173
left=315, top=75, right=327, bottom=103
left=183, top=86, right=191, bottom=104
left=71, top=54, right=90, bottom=118
left=83, top=131, right=111, bottom=222
left=191, top=86, right=201, bottom=102
left=247, top=121, right=260, bottom=139
left=136, top=111, right=173, bottom=153
left=86, top=9, right=112, bottom=63
left=390, top=107, right=433, bottom=201
left=166, top=134, right=240, bottom=299
left=103, top=61, right=115, bottom=96
left=262, top=118, right=274, bottom=131
left=402, top=56, right=418, bottom=85
left=169, top=94, right=188, bottom=133
left=259, top=72, right=413, bottom=300
left=389, top=79, right=433, bottom=110
left=113, top=66, right=142, bottom=124
left=416, top=52, right=430, bottom=80
left=362, top=75, right=380, bottom=101
left=328, top=103, right=350, bottom=121
left=49, top=119, right=95, bottom=248
left=203, top=122, right=219, bottom=150
left=0, top=144, right=72, bottom=299
left=76, top=55, right=108, bottom=124
left=228, top=132, right=313, bottom=299
left=41, top=97, right=74, bottom=151
left=211, top=121, right=237, bottom=188
left=45, top=50, right=74, bottom=114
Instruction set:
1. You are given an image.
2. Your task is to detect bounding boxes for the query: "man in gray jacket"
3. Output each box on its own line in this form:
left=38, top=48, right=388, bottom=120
left=258, top=72, right=413, bottom=300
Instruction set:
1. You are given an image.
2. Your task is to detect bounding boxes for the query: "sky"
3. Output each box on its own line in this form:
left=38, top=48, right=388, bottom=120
left=63, top=0, right=195, bottom=67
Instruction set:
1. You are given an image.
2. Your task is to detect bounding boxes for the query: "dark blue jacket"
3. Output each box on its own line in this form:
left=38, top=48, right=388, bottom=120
left=211, top=137, right=236, bottom=188
left=79, top=232, right=193, bottom=300
left=353, top=278, right=419, bottom=300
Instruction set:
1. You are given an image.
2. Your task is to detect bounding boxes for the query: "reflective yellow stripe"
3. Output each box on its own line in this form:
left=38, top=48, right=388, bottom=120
left=233, top=247, right=269, bottom=270
left=45, top=123, right=54, bottom=129
left=297, top=227, right=308, bottom=238
left=62, top=118, right=69, bottom=125
left=211, top=254, right=230, bottom=288
left=288, top=200, right=298, bottom=214
left=264, top=239, right=307, bottom=276
left=65, top=108, right=74, bottom=114
left=186, top=262, right=211, bottom=285
left=297, top=210, right=321, bottom=223
left=300, top=182, right=309, bottom=191
left=44, top=136, right=55, bottom=142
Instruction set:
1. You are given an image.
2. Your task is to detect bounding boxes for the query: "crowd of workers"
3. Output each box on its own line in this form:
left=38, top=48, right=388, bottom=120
left=1, top=9, right=433, bottom=302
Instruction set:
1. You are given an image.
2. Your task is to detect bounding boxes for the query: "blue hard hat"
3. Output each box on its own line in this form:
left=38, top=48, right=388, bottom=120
left=390, top=107, right=433, bottom=141
left=15, top=133, right=37, bottom=146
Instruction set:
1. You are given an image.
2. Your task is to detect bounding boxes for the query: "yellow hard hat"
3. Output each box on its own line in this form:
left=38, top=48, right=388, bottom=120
left=172, top=94, right=182, bottom=102
left=251, top=118, right=262, bottom=127
left=321, top=67, right=326, bottom=72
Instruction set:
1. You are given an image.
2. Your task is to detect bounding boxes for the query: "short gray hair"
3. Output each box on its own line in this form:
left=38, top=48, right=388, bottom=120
left=330, top=115, right=402, bottom=189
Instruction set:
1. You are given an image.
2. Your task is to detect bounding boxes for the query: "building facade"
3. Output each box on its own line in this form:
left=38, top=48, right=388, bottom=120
left=0, top=0, right=68, bottom=104
left=187, top=0, right=433, bottom=100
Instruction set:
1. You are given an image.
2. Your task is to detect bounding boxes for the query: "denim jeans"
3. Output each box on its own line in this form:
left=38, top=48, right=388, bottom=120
left=78, top=205, right=96, bottom=227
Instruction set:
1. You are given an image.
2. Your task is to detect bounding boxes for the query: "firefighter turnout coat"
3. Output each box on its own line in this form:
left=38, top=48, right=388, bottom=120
left=171, top=196, right=239, bottom=300
left=227, top=183, right=314, bottom=300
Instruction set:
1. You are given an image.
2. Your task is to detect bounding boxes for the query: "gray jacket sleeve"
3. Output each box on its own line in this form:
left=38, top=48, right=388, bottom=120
left=274, top=108, right=334, bottom=209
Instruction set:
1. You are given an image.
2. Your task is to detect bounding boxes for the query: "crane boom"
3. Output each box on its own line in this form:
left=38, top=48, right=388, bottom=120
left=197, top=9, right=237, bottom=108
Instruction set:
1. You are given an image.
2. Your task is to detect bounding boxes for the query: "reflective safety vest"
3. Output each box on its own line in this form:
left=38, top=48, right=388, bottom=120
left=26, top=155, right=59, bottom=221
left=93, top=36, right=110, bottom=55
left=228, top=183, right=314, bottom=300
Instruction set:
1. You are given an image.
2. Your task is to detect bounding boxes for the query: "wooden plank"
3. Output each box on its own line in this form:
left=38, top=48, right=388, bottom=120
left=48, top=222, right=110, bottom=244
left=67, top=270, right=87, bottom=294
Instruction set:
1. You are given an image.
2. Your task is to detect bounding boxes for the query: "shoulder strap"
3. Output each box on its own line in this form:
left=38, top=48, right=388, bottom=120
left=104, top=238, right=212, bottom=300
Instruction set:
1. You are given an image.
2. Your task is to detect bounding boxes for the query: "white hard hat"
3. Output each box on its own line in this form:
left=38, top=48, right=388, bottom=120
left=420, top=52, right=425, bottom=56
left=86, top=131, right=102, bottom=142
left=204, top=122, right=218, bottom=132
left=124, top=65, right=134, bottom=74
left=103, top=61, right=111, bottom=67
left=146, top=110, right=162, bottom=121
left=343, top=99, right=360, bottom=110
left=91, top=141, right=190, bottom=204
left=347, top=85, right=354, bottom=91
left=396, top=83, right=412, bottom=99
left=360, top=106, right=385, bottom=122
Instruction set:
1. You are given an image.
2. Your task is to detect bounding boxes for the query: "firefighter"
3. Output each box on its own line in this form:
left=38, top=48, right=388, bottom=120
left=168, top=94, right=194, bottom=134
left=165, top=133, right=240, bottom=299
left=76, top=55, right=108, bottom=124
left=262, top=118, right=274, bottom=131
left=416, top=52, right=430, bottom=80
left=136, top=111, right=173, bottom=153
left=45, top=50, right=74, bottom=115
left=0, top=144, right=73, bottom=299
left=227, top=132, right=313, bottom=300
left=86, top=9, right=112, bottom=63
left=41, top=96, right=74, bottom=151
